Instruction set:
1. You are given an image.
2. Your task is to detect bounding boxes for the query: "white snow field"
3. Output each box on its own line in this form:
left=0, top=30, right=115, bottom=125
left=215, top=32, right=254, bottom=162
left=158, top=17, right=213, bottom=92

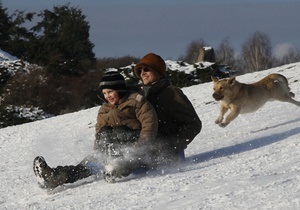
left=1, top=62, right=300, bottom=209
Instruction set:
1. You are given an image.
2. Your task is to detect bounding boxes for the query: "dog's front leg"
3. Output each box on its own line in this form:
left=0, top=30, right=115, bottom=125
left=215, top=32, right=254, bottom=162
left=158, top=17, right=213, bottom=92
left=220, top=105, right=240, bottom=127
left=215, top=104, right=228, bottom=125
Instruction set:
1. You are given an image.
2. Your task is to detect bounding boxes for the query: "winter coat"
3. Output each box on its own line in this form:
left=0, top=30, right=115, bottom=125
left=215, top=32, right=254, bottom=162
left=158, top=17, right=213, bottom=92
left=95, top=91, right=158, bottom=145
left=142, top=78, right=202, bottom=154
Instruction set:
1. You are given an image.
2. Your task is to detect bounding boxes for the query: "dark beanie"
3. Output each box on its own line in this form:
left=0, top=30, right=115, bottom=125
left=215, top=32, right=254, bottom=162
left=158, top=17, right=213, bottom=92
left=134, top=53, right=166, bottom=78
left=99, top=71, right=126, bottom=92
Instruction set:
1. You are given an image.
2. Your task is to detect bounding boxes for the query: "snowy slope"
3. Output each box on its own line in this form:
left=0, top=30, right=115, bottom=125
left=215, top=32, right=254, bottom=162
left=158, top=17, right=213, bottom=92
left=0, top=63, right=300, bottom=209
left=0, top=49, right=18, bottom=61
left=0, top=49, right=32, bottom=76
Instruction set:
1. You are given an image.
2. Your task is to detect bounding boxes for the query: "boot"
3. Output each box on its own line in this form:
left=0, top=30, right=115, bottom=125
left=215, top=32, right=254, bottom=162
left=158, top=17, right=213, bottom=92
left=33, top=156, right=67, bottom=188
left=33, top=156, right=92, bottom=189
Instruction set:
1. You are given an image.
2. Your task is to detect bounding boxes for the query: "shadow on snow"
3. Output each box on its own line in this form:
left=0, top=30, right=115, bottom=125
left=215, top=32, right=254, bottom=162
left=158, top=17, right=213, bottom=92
left=188, top=125, right=300, bottom=164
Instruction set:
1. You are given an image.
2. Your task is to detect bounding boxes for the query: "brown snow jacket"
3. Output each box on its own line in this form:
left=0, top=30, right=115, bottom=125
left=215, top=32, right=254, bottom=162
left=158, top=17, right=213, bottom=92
left=142, top=78, right=202, bottom=154
left=96, top=91, right=158, bottom=145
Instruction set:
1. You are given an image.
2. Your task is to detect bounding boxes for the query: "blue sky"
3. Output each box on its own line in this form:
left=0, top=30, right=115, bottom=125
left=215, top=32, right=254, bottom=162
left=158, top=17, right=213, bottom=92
left=2, top=0, right=300, bottom=59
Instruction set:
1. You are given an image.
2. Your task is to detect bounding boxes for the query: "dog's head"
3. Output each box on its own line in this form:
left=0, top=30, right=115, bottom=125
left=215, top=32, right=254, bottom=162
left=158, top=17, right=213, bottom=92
left=211, top=76, right=236, bottom=101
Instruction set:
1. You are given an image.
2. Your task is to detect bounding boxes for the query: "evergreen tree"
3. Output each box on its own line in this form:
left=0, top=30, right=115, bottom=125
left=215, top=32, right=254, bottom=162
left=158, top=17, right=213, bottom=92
left=0, top=2, right=13, bottom=52
left=0, top=2, right=35, bottom=58
left=8, top=10, right=35, bottom=59
left=31, top=4, right=96, bottom=74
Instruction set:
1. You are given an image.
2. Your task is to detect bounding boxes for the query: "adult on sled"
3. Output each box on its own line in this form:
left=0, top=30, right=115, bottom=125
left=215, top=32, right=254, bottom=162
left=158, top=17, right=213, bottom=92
left=33, top=71, right=158, bottom=188
left=134, top=53, right=202, bottom=163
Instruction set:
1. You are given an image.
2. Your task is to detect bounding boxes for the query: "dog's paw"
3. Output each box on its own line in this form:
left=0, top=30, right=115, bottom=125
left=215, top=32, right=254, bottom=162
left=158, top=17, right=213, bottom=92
left=215, top=119, right=221, bottom=124
left=219, top=122, right=228, bottom=127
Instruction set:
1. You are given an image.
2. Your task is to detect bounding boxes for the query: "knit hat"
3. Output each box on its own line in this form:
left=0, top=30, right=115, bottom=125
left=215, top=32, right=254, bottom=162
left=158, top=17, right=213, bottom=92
left=99, top=71, right=126, bottom=92
left=134, top=53, right=166, bottom=78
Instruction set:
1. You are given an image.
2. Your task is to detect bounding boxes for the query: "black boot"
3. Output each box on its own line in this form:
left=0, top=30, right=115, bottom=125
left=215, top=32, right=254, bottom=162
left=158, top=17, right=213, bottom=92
left=33, top=156, right=92, bottom=189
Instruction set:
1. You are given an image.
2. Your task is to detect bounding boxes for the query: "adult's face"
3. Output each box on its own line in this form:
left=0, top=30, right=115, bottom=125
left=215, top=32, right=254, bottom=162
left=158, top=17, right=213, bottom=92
left=137, top=66, right=161, bottom=86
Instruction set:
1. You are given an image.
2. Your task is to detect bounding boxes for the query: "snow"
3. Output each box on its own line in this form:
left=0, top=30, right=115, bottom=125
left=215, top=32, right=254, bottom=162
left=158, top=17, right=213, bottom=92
left=166, top=60, right=215, bottom=74
left=0, top=62, right=300, bottom=209
left=0, top=49, right=32, bottom=76
left=166, top=60, right=196, bottom=74
left=0, top=49, right=18, bottom=62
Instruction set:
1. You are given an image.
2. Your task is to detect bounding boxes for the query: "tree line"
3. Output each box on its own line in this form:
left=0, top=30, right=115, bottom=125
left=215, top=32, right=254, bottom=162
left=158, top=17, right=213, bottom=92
left=181, top=35, right=300, bottom=74
left=0, top=2, right=96, bottom=75
left=2, top=2, right=300, bottom=74
left=1, top=2, right=300, bottom=128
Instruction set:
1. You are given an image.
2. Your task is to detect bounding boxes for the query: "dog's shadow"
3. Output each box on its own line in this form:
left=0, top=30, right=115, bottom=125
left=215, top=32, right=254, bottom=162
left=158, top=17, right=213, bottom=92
left=250, top=117, right=300, bottom=133
left=187, top=123, right=300, bottom=164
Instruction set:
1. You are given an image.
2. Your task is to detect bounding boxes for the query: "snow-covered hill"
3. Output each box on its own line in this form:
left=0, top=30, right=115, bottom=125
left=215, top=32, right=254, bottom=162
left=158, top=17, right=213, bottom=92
left=0, top=63, right=299, bottom=209
left=0, top=49, right=18, bottom=62
left=0, top=49, right=32, bottom=75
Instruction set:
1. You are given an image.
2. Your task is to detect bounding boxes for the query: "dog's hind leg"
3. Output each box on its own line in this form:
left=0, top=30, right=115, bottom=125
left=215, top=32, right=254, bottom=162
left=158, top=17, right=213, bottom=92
left=285, top=96, right=300, bottom=106
left=289, top=92, right=295, bottom=98
left=277, top=92, right=300, bottom=106
left=272, top=75, right=300, bottom=106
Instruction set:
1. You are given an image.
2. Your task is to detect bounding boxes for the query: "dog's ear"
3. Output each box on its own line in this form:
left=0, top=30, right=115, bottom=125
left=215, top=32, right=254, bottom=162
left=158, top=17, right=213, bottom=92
left=211, top=76, right=218, bottom=82
left=227, top=77, right=236, bottom=86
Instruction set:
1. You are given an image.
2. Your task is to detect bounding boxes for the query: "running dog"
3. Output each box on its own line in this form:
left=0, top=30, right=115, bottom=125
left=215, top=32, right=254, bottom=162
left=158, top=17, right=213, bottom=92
left=211, top=73, right=300, bottom=127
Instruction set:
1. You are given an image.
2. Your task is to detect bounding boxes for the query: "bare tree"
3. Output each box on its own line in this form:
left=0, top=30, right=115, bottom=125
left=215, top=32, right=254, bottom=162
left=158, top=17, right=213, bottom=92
left=281, top=47, right=300, bottom=65
left=180, top=38, right=208, bottom=63
left=241, top=31, right=273, bottom=72
left=216, top=38, right=236, bottom=67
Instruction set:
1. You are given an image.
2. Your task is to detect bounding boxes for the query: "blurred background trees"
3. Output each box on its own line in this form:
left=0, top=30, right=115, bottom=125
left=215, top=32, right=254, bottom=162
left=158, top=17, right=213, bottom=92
left=241, top=31, right=273, bottom=73
left=0, top=3, right=96, bottom=74
left=29, top=4, right=96, bottom=75
left=1, top=2, right=300, bottom=128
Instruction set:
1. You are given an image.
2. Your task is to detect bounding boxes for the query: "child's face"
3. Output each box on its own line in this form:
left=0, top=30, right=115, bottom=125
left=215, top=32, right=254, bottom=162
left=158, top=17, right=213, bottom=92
left=102, top=89, right=120, bottom=105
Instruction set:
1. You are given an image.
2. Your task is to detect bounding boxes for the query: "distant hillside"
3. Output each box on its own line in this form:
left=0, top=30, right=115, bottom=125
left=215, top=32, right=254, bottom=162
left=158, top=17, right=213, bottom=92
left=0, top=48, right=235, bottom=128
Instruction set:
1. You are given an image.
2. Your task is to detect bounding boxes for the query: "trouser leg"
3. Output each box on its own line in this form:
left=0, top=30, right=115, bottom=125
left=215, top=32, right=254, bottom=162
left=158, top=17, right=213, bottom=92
left=53, top=164, right=92, bottom=184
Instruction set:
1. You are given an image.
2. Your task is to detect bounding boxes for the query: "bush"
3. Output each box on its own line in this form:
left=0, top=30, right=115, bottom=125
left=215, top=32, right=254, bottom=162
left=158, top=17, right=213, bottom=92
left=0, top=105, right=52, bottom=128
left=3, top=65, right=104, bottom=116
